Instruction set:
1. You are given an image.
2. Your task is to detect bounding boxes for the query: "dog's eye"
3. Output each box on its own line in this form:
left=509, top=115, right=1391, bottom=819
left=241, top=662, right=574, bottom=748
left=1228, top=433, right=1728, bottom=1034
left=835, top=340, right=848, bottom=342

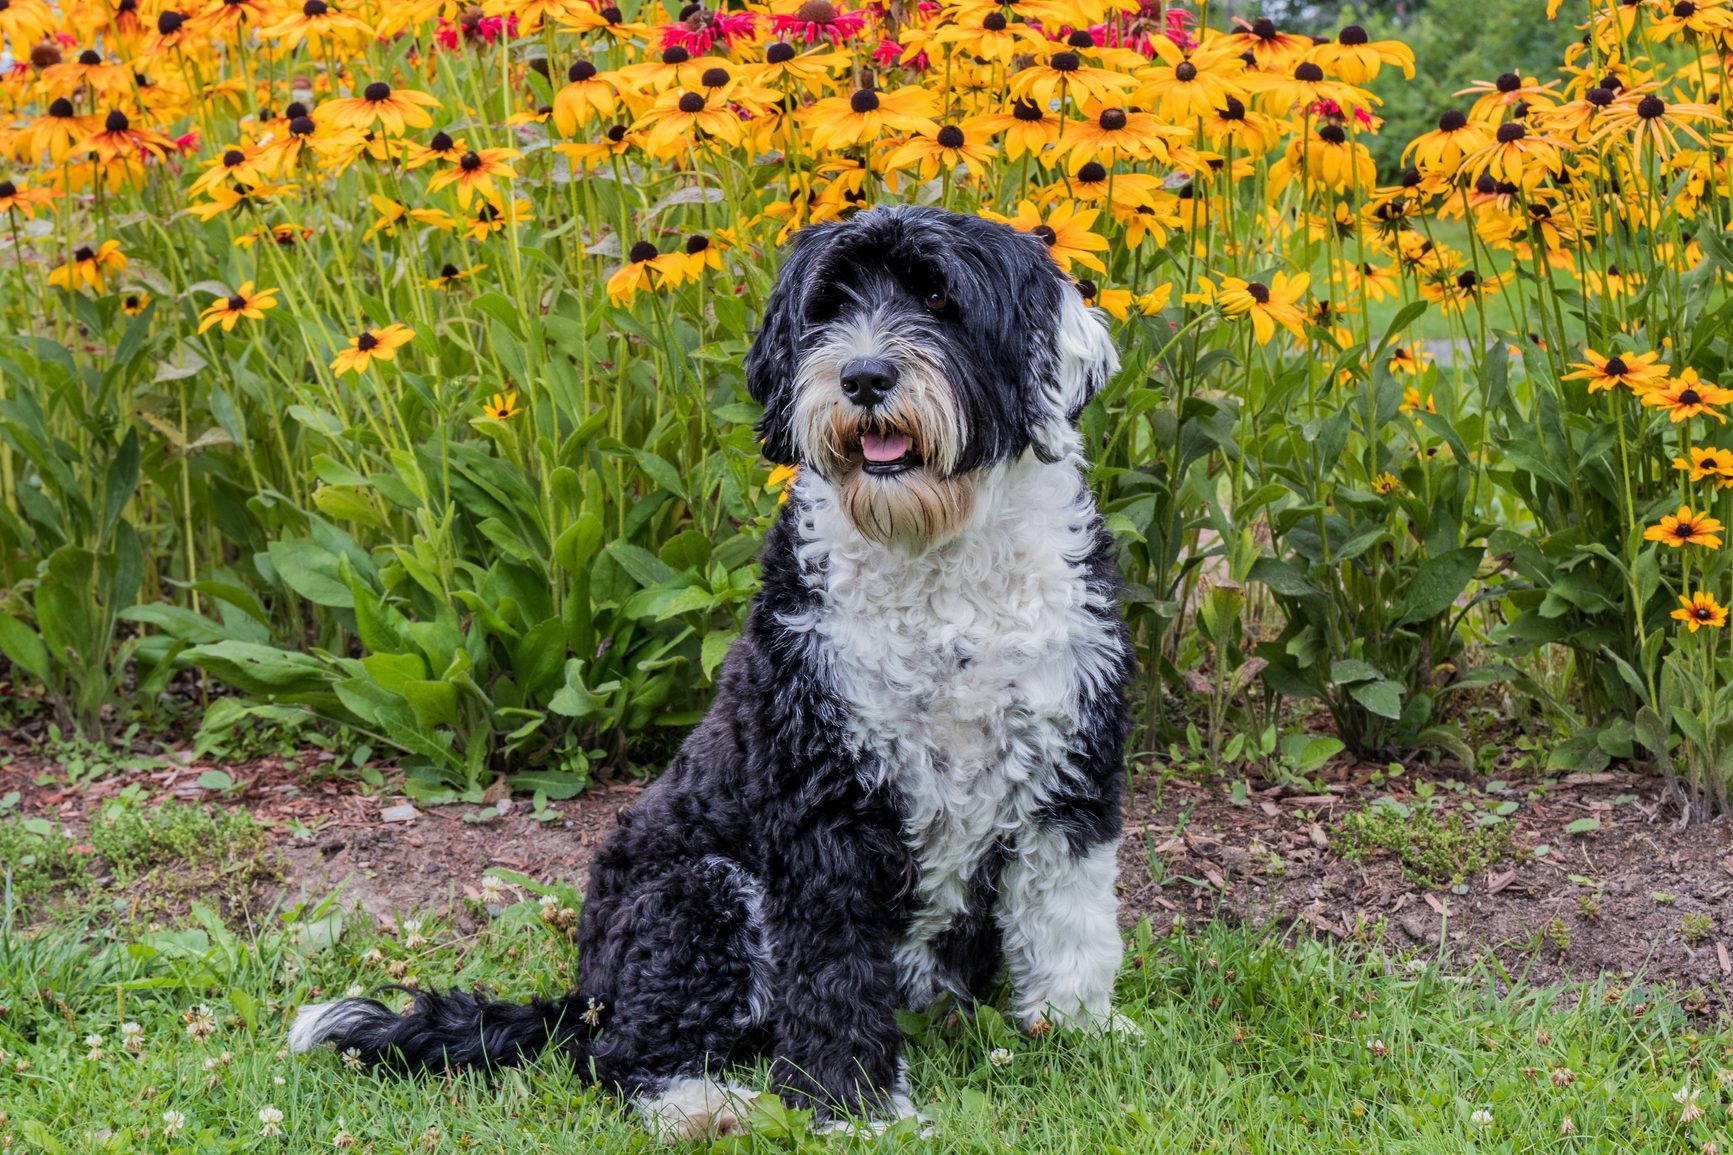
left=924, top=291, right=949, bottom=312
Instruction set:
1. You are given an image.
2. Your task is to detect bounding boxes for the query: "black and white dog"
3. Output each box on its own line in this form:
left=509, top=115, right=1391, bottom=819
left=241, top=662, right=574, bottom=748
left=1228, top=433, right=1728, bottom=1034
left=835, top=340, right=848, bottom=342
left=290, top=204, right=1133, bottom=1137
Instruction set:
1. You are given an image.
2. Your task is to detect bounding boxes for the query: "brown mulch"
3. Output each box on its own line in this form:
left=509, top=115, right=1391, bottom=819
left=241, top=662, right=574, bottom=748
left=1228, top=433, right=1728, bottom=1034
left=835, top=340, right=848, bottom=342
left=4, top=742, right=1731, bottom=1009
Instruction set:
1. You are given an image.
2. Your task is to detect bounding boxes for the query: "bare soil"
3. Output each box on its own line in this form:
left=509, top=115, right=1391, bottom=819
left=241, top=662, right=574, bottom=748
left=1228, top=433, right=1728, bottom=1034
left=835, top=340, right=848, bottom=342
left=5, top=746, right=1731, bottom=1009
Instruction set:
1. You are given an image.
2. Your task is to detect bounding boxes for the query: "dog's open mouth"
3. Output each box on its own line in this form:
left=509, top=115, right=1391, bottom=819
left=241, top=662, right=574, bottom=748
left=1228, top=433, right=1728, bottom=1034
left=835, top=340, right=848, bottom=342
left=859, top=428, right=921, bottom=476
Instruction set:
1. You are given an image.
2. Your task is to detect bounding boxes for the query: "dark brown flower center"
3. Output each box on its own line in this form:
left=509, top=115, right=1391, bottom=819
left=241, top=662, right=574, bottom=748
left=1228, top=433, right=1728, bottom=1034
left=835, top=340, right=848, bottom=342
left=685, top=234, right=709, bottom=254
left=1495, top=121, right=1525, bottom=142
left=1175, top=61, right=1197, bottom=81
left=303, top=0, right=327, bottom=13
left=1251, top=17, right=1276, bottom=38
left=1637, top=94, right=1666, bottom=119
left=75, top=245, right=94, bottom=261
left=677, top=91, right=706, bottom=113
left=662, top=45, right=690, bottom=63
left=1318, top=124, right=1345, bottom=144
left=1294, top=62, right=1324, bottom=81
left=1587, top=86, right=1614, bottom=107
left=1032, top=224, right=1057, bottom=244
left=1099, top=107, right=1127, bottom=130
left=223, top=148, right=246, bottom=166
left=1012, top=99, right=1043, bottom=121
left=1456, top=270, right=1479, bottom=289
left=1676, top=523, right=1696, bottom=538
left=1680, top=389, right=1702, bottom=405
left=1076, top=160, right=1107, bottom=182
left=1247, top=282, right=1270, bottom=303
left=79, top=49, right=102, bottom=64
left=1438, top=109, right=1467, bottom=132
left=936, top=124, right=964, bottom=148
left=440, top=263, right=459, bottom=278
left=1603, top=357, right=1628, bottom=375
left=700, top=66, right=729, bottom=87
left=49, top=97, right=75, bottom=117
left=1339, top=24, right=1368, bottom=44
left=289, top=115, right=315, bottom=135
left=629, top=240, right=659, bottom=263
left=364, top=81, right=391, bottom=101
left=1220, top=95, right=1246, bottom=120
left=1696, top=607, right=1713, bottom=620
left=1067, top=30, right=1092, bottom=47
left=459, top=150, right=482, bottom=170
left=1049, top=50, right=1079, bottom=71
left=226, top=293, right=246, bottom=310
left=1496, top=71, right=1521, bottom=92
left=850, top=87, right=879, bottom=113
left=157, top=10, right=186, bottom=33
left=795, top=0, right=835, bottom=21
left=983, top=11, right=1005, bottom=28
left=766, top=42, right=795, bottom=63
left=0, top=180, right=14, bottom=198
left=104, top=109, right=129, bottom=132
left=356, top=332, right=380, bottom=351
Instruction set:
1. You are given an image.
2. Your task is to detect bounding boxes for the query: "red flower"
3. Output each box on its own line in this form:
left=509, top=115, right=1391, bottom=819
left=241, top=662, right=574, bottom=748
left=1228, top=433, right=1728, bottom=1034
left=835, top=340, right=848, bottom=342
left=769, top=0, right=867, bottom=44
left=659, top=8, right=755, bottom=52
left=872, top=37, right=926, bottom=68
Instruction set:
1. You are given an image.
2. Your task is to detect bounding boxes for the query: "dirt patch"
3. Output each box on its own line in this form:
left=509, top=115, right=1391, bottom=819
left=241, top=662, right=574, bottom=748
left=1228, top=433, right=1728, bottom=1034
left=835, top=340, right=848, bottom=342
left=7, top=747, right=1732, bottom=1008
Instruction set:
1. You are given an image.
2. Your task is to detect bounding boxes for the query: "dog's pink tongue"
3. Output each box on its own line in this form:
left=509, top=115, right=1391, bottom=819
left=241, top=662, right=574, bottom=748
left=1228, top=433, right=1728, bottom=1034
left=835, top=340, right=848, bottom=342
left=861, top=431, right=911, bottom=463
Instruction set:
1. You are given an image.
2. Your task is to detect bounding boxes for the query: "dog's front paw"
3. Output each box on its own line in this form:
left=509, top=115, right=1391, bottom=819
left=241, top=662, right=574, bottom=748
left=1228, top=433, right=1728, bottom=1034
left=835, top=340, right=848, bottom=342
left=1023, top=1005, right=1142, bottom=1039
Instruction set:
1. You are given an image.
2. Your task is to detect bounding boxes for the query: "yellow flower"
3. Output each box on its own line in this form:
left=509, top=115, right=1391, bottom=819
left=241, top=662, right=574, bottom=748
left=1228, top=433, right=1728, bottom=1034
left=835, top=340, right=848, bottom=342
left=425, top=148, right=520, bottom=208
left=767, top=462, right=798, bottom=504
left=1672, top=591, right=1728, bottom=632
left=1372, top=472, right=1400, bottom=495
left=1672, top=446, right=1733, bottom=485
left=1307, top=25, right=1414, bottom=84
left=1645, top=506, right=1723, bottom=549
left=607, top=241, right=666, bottom=306
left=198, top=282, right=279, bottom=332
left=802, top=85, right=938, bottom=151
left=1562, top=348, right=1671, bottom=393
left=1215, top=271, right=1310, bottom=345
left=1642, top=368, right=1733, bottom=423
left=979, top=200, right=1108, bottom=274
left=320, top=82, right=441, bottom=134
left=48, top=241, right=127, bottom=293
left=427, top=262, right=483, bottom=289
left=482, top=391, right=521, bottom=419
left=330, top=323, right=414, bottom=376
left=121, top=291, right=150, bottom=316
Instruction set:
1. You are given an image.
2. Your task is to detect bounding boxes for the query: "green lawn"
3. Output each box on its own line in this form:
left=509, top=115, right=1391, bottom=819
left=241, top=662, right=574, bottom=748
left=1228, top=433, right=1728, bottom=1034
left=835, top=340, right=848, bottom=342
left=1, top=878, right=1726, bottom=1155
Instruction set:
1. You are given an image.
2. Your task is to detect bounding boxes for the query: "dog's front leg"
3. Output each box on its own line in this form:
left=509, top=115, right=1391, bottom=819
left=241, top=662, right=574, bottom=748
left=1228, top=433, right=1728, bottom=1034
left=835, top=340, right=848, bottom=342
left=996, top=828, right=1124, bottom=1032
left=762, top=821, right=906, bottom=1123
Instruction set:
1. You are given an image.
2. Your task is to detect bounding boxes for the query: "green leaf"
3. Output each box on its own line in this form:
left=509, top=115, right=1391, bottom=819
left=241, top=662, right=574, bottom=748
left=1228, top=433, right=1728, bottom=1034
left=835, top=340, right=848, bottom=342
left=701, top=629, right=737, bottom=681
left=266, top=539, right=354, bottom=608
left=1396, top=547, right=1483, bottom=626
left=631, top=448, right=690, bottom=501
left=1348, top=678, right=1404, bottom=720
left=0, top=615, right=51, bottom=682
left=1565, top=817, right=1601, bottom=835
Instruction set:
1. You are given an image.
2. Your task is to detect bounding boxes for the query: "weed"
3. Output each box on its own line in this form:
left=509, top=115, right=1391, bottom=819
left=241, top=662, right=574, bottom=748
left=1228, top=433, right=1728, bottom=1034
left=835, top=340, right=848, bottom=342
left=87, top=800, right=265, bottom=885
left=1680, top=914, right=1714, bottom=946
left=0, top=818, right=90, bottom=901
left=1335, top=801, right=1514, bottom=889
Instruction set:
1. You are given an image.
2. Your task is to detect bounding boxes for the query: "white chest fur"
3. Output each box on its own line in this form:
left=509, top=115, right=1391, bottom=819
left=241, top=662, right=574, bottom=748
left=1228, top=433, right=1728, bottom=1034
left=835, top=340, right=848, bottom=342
left=785, top=453, right=1123, bottom=1004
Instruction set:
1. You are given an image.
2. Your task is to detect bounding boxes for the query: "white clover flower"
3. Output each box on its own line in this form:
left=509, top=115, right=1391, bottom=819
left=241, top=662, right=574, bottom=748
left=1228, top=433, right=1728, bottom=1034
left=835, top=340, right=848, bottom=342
left=988, top=1048, right=1014, bottom=1068
left=480, top=875, right=507, bottom=905
left=332, top=1121, right=357, bottom=1148
left=360, top=947, right=386, bottom=965
left=184, top=1004, right=216, bottom=1041
left=399, top=918, right=427, bottom=949
left=121, top=1022, right=144, bottom=1053
left=1365, top=1038, right=1389, bottom=1057
left=343, top=1047, right=364, bottom=1071
left=161, top=1110, right=186, bottom=1137
left=1470, top=1108, right=1493, bottom=1130
left=258, top=1106, right=284, bottom=1137
left=84, top=1034, right=106, bottom=1060
left=1403, top=958, right=1428, bottom=975
left=345, top=984, right=365, bottom=998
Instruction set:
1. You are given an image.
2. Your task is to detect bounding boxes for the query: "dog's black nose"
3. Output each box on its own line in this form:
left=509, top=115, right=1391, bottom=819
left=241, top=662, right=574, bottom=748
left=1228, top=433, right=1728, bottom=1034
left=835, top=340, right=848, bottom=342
left=839, top=358, right=896, bottom=408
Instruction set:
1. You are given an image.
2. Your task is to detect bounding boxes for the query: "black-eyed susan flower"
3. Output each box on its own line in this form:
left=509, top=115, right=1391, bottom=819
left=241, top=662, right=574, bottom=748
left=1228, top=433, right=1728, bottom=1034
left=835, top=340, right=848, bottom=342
left=1140, top=39, right=1246, bottom=123
left=1671, top=591, right=1728, bottom=632
left=768, top=0, right=865, bottom=43
left=803, top=85, right=938, bottom=151
left=1642, top=368, right=1733, bottom=422
left=258, top=0, right=373, bottom=44
left=1404, top=109, right=1493, bottom=175
left=607, top=241, right=665, bottom=305
left=884, top=123, right=997, bottom=181
left=1673, top=445, right=1733, bottom=484
left=1308, top=25, right=1415, bottom=84
left=1645, top=505, right=1724, bottom=548
left=966, top=100, right=1062, bottom=162
left=1009, top=48, right=1137, bottom=107
left=980, top=200, right=1109, bottom=274
left=551, top=60, right=620, bottom=137
left=1210, top=272, right=1310, bottom=345
left=1393, top=351, right=1434, bottom=381
left=634, top=89, right=746, bottom=155
left=1372, top=472, right=1400, bottom=495
left=1458, top=72, right=1561, bottom=122
left=14, top=98, right=95, bottom=164
left=426, top=262, right=483, bottom=289
left=1199, top=94, right=1281, bottom=153
left=0, top=179, right=57, bottom=219
left=121, top=291, right=150, bottom=316
left=48, top=241, right=127, bottom=292
left=198, top=282, right=278, bottom=332
left=330, top=323, right=414, bottom=375
left=425, top=147, right=519, bottom=208
left=76, top=108, right=174, bottom=164
left=1058, top=103, right=1185, bottom=165
left=403, top=130, right=467, bottom=170
left=322, top=82, right=441, bottom=134
left=767, top=462, right=798, bottom=504
left=1221, top=16, right=1313, bottom=71
left=1563, top=348, right=1670, bottom=393
left=482, top=390, right=521, bottom=419
left=1597, top=88, right=1719, bottom=161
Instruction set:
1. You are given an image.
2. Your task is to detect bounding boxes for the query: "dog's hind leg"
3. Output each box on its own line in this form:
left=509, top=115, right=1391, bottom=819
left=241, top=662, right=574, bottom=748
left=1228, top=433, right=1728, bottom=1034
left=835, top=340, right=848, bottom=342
left=577, top=854, right=773, bottom=1139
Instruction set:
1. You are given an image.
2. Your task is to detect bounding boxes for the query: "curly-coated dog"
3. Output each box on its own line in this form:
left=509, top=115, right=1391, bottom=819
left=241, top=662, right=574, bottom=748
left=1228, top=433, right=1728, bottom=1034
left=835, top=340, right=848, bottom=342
left=291, top=204, right=1133, bottom=1138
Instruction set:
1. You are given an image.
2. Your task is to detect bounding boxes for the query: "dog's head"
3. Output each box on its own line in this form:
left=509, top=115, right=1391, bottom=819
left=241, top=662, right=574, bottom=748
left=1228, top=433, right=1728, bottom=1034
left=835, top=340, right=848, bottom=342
left=745, top=205, right=1117, bottom=552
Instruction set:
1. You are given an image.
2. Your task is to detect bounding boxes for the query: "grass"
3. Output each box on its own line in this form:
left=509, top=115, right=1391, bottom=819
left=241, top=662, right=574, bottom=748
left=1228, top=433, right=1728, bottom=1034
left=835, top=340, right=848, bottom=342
left=1, top=873, right=1728, bottom=1155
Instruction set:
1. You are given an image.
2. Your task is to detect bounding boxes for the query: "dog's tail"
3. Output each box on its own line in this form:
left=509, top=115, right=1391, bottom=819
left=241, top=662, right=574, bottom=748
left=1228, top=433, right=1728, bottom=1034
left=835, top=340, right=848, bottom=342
left=288, top=988, right=588, bottom=1073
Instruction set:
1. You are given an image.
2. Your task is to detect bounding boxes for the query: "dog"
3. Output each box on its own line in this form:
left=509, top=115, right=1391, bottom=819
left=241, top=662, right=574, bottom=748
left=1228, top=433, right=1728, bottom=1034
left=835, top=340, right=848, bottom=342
left=290, top=204, right=1133, bottom=1138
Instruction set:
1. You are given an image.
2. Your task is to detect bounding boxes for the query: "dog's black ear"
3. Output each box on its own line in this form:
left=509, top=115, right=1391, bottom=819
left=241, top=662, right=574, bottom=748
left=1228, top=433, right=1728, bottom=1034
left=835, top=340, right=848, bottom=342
left=746, top=221, right=841, bottom=466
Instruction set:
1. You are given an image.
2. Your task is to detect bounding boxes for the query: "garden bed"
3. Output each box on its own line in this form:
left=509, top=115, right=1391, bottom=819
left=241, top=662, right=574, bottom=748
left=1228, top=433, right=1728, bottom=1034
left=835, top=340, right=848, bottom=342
left=6, top=747, right=1728, bottom=1011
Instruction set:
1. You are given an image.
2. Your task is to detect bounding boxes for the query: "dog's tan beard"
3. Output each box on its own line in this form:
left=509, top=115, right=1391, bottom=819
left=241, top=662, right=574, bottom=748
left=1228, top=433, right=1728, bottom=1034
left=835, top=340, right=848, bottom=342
left=792, top=351, right=973, bottom=553
left=836, top=468, right=978, bottom=553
